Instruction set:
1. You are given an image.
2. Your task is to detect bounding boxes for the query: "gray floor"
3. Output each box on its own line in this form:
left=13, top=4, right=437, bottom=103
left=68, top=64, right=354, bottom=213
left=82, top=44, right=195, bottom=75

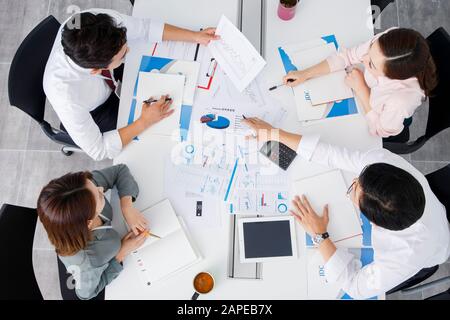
left=0, top=0, right=449, bottom=300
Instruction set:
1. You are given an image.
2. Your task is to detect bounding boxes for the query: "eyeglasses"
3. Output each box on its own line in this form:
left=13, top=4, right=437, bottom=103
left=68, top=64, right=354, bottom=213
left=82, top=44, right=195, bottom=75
left=346, top=180, right=357, bottom=198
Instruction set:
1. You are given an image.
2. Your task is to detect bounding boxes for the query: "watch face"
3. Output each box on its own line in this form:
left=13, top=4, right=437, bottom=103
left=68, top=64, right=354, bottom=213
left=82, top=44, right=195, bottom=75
left=313, top=234, right=323, bottom=245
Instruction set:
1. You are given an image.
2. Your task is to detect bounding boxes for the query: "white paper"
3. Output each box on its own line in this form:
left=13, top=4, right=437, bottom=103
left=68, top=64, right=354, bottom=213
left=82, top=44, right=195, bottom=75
left=162, top=60, right=200, bottom=105
left=131, top=200, right=200, bottom=285
left=135, top=72, right=185, bottom=136
left=225, top=164, right=291, bottom=215
left=291, top=43, right=337, bottom=70
left=293, top=170, right=362, bottom=244
left=208, top=15, right=266, bottom=92
left=306, top=70, right=354, bottom=106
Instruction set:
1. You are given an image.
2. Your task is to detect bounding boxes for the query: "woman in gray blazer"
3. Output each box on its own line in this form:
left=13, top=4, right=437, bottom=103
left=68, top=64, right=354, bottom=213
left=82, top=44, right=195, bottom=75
left=37, top=164, right=148, bottom=300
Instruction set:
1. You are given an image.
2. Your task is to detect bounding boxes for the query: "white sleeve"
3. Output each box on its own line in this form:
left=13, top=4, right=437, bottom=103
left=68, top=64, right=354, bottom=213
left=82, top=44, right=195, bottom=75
left=296, top=134, right=389, bottom=174
left=57, top=104, right=123, bottom=161
left=88, top=8, right=164, bottom=43
left=115, top=12, right=164, bottom=43
left=325, top=249, right=415, bottom=300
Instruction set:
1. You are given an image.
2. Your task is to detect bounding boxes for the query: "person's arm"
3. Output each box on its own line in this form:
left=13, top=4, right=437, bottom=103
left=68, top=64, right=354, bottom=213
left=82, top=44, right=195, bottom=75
left=92, top=164, right=139, bottom=198
left=344, top=68, right=372, bottom=114
left=56, top=104, right=123, bottom=161
left=112, top=10, right=218, bottom=45
left=290, top=195, right=409, bottom=300
left=119, top=96, right=175, bottom=148
left=163, top=24, right=219, bottom=45
left=242, top=118, right=381, bottom=174
left=284, top=36, right=374, bottom=88
left=92, top=165, right=148, bottom=234
left=284, top=60, right=331, bottom=87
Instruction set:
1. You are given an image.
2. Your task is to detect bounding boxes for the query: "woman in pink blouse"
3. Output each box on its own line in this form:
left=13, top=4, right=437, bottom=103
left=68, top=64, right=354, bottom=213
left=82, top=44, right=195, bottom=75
left=285, top=28, right=438, bottom=138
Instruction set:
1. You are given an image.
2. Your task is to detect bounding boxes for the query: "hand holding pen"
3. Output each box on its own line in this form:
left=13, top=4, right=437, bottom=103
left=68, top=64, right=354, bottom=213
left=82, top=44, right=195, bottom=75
left=269, top=70, right=310, bottom=91
left=139, top=95, right=175, bottom=128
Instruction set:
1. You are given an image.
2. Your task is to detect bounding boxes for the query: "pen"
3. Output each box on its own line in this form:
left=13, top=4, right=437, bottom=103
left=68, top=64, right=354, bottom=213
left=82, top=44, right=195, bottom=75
left=144, top=97, right=173, bottom=105
left=269, top=79, right=295, bottom=91
left=142, top=231, right=162, bottom=239
left=242, top=115, right=247, bottom=120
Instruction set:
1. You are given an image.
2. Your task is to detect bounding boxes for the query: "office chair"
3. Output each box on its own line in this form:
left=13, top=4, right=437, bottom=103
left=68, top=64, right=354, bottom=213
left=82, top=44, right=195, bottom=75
left=0, top=204, right=43, bottom=300
left=387, top=164, right=450, bottom=297
left=8, top=16, right=81, bottom=157
left=0, top=204, right=105, bottom=300
left=371, top=0, right=396, bottom=13
left=383, top=27, right=450, bottom=154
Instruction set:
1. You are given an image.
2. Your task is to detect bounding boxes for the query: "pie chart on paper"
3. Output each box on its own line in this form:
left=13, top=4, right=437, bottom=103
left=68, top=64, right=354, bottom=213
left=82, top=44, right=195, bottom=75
left=201, top=114, right=231, bottom=130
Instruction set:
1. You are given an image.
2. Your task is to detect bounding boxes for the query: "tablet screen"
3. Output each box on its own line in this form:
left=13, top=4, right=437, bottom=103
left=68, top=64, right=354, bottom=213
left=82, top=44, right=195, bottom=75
left=243, top=220, right=293, bottom=258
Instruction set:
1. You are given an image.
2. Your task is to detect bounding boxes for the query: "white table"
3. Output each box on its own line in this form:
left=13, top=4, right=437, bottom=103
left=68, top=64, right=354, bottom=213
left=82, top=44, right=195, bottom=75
left=107, top=0, right=382, bottom=300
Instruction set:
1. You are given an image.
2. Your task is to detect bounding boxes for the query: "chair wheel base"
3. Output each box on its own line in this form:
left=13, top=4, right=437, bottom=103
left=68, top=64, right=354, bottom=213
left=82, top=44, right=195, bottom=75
left=61, top=148, right=74, bottom=157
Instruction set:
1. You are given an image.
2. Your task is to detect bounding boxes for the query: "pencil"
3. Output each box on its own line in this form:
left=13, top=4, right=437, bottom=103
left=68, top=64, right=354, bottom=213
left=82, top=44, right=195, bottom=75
left=142, top=231, right=162, bottom=239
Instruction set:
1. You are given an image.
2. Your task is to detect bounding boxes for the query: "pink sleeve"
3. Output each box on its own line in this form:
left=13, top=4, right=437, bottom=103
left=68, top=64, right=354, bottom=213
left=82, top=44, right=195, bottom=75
left=326, top=39, right=372, bottom=72
left=365, top=95, right=417, bottom=138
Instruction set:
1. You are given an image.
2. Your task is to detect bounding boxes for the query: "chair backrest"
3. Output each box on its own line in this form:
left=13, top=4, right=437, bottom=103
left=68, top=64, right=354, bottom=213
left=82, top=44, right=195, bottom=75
left=426, top=164, right=450, bottom=222
left=371, top=0, right=396, bottom=13
left=8, top=16, right=60, bottom=123
left=0, top=204, right=43, bottom=300
left=425, top=27, right=450, bottom=139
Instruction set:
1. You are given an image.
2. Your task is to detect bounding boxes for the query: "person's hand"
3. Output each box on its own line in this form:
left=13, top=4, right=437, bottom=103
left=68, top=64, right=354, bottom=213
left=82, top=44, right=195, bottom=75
left=139, top=95, right=175, bottom=129
left=283, top=70, right=309, bottom=87
left=345, top=68, right=367, bottom=92
left=116, top=232, right=148, bottom=263
left=194, top=28, right=220, bottom=45
left=122, top=206, right=148, bottom=236
left=290, top=195, right=329, bottom=237
left=242, top=117, right=278, bottom=142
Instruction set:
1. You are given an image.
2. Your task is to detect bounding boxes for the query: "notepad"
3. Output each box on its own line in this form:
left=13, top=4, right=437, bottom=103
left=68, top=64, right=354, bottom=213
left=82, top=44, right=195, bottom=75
left=131, top=199, right=201, bottom=286
left=306, top=71, right=354, bottom=106
left=135, top=72, right=185, bottom=136
left=291, top=43, right=354, bottom=107
left=293, top=170, right=362, bottom=245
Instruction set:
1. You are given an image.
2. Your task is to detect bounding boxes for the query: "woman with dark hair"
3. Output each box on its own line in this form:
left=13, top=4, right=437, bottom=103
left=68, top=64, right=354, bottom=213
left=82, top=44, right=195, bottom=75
left=284, top=28, right=438, bottom=138
left=37, top=165, right=148, bottom=300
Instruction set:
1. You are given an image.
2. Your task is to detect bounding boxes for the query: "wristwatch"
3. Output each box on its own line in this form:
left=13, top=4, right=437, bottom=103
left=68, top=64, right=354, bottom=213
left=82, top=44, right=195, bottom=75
left=312, top=232, right=330, bottom=245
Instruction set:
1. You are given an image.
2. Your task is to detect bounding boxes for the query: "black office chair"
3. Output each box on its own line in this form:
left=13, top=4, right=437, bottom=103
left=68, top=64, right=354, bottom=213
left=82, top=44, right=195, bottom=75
left=371, top=0, right=396, bottom=13
left=0, top=204, right=43, bottom=300
left=0, top=204, right=105, bottom=300
left=8, top=16, right=81, bottom=157
left=383, top=27, right=450, bottom=154
left=387, top=164, right=450, bottom=297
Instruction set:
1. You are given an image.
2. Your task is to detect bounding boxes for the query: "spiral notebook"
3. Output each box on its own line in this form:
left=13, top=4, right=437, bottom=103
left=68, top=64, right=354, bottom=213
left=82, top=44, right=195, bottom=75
left=131, top=199, right=201, bottom=286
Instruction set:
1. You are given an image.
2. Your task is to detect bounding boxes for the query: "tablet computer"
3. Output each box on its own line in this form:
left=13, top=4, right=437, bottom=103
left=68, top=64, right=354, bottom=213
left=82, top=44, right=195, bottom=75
left=238, top=216, right=298, bottom=263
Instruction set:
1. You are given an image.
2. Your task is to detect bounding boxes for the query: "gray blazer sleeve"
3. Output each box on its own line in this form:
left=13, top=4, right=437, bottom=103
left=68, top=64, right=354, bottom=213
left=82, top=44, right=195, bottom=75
left=76, top=258, right=124, bottom=300
left=92, top=164, right=139, bottom=200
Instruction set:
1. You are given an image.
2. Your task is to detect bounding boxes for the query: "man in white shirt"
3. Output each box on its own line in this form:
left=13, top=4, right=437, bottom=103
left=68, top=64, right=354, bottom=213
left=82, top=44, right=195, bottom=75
left=243, top=117, right=450, bottom=299
left=44, top=9, right=218, bottom=161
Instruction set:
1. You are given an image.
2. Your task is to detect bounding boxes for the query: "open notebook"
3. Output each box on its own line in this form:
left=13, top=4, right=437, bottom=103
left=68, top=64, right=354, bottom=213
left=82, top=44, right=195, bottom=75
left=293, top=170, right=362, bottom=246
left=131, top=199, right=201, bottom=286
